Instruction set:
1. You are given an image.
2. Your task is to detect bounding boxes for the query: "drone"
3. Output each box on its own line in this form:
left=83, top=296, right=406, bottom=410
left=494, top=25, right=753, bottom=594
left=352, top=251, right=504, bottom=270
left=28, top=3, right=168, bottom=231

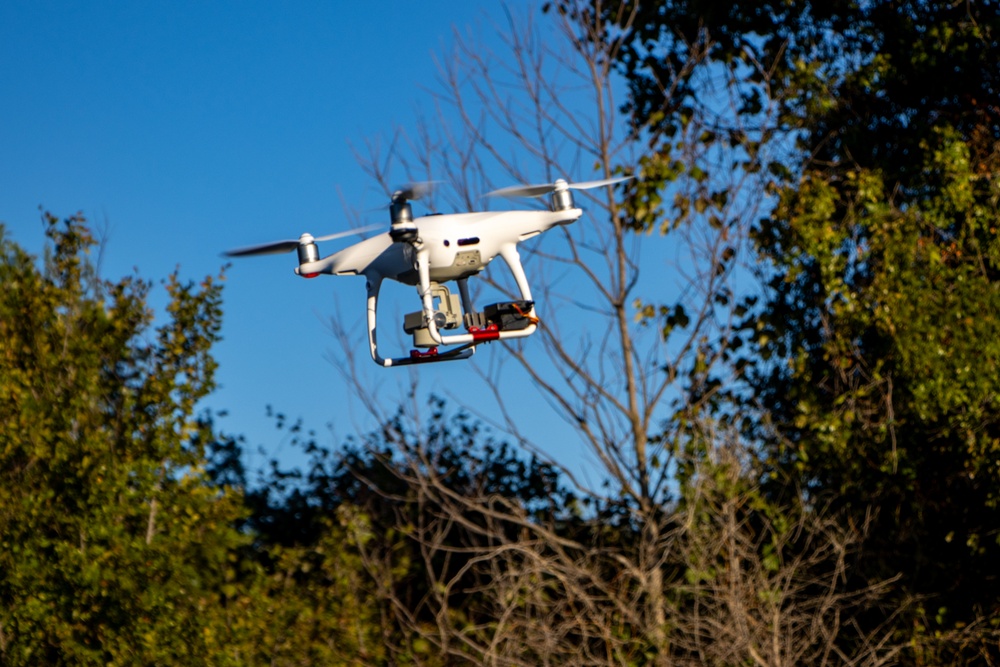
left=225, top=176, right=629, bottom=367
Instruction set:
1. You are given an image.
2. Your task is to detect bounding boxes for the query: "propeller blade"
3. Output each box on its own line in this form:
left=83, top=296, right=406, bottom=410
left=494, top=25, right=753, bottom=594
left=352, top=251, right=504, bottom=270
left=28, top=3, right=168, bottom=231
left=312, top=223, right=383, bottom=243
left=223, top=224, right=383, bottom=258
left=223, top=239, right=300, bottom=257
left=568, top=175, right=633, bottom=190
left=486, top=175, right=632, bottom=199
left=486, top=183, right=555, bottom=198
left=393, top=181, right=439, bottom=201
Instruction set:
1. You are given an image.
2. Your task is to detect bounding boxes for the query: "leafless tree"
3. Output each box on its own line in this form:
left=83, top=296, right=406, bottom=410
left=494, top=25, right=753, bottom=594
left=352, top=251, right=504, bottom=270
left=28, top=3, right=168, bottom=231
left=336, top=417, right=906, bottom=666
left=330, top=2, right=906, bottom=665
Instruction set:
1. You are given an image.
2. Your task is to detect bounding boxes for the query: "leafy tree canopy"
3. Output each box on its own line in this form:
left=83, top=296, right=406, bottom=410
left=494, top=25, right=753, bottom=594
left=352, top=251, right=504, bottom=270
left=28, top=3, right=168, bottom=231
left=580, top=0, right=1000, bottom=656
left=0, top=214, right=246, bottom=664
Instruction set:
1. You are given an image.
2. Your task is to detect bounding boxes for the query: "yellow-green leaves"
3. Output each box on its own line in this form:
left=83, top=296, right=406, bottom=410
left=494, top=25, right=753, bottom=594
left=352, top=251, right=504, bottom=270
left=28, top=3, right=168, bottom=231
left=0, top=214, right=245, bottom=665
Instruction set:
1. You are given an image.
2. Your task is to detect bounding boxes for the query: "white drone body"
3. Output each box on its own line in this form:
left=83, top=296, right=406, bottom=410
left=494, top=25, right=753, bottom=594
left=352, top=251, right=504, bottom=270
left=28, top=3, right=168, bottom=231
left=226, top=177, right=627, bottom=367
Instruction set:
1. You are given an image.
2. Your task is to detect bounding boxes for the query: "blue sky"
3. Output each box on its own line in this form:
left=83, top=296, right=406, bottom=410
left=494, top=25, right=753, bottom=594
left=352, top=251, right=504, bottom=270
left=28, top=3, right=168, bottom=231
left=1, top=1, right=620, bottom=477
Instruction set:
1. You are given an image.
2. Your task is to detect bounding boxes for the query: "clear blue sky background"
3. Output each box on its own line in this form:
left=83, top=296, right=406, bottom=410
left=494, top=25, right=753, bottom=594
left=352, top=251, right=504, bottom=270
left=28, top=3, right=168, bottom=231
left=1, top=1, right=607, bottom=477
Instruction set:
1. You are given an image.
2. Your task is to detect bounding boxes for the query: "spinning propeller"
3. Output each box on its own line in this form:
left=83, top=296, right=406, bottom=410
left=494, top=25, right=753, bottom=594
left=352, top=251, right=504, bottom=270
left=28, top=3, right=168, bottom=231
left=223, top=224, right=382, bottom=258
left=487, top=175, right=632, bottom=212
left=392, top=181, right=438, bottom=202
left=486, top=175, right=631, bottom=199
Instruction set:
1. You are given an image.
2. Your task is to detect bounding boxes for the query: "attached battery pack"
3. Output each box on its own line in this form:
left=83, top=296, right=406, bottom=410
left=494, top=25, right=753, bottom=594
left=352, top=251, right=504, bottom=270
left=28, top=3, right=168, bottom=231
left=483, top=300, right=535, bottom=331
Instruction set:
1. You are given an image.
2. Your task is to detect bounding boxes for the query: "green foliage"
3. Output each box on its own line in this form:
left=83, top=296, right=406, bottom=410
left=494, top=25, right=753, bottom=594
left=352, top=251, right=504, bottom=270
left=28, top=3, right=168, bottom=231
left=248, top=399, right=590, bottom=660
left=750, top=127, right=1000, bottom=651
left=584, top=0, right=1000, bottom=660
left=214, top=511, right=387, bottom=666
left=0, top=214, right=394, bottom=665
left=0, top=214, right=248, bottom=664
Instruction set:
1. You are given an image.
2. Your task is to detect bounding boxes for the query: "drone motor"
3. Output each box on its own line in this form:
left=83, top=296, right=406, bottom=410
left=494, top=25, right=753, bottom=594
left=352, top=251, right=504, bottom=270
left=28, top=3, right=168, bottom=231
left=389, top=182, right=434, bottom=243
left=550, top=180, right=575, bottom=211
left=389, top=197, right=417, bottom=243
left=296, top=234, right=321, bottom=275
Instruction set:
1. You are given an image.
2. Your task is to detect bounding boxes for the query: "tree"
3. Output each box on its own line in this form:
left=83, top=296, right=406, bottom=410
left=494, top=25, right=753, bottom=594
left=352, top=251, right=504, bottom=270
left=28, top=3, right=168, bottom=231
left=334, top=4, right=903, bottom=664
left=238, top=396, right=583, bottom=664
left=591, top=0, right=1000, bottom=658
left=342, top=3, right=730, bottom=659
left=0, top=214, right=247, bottom=664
